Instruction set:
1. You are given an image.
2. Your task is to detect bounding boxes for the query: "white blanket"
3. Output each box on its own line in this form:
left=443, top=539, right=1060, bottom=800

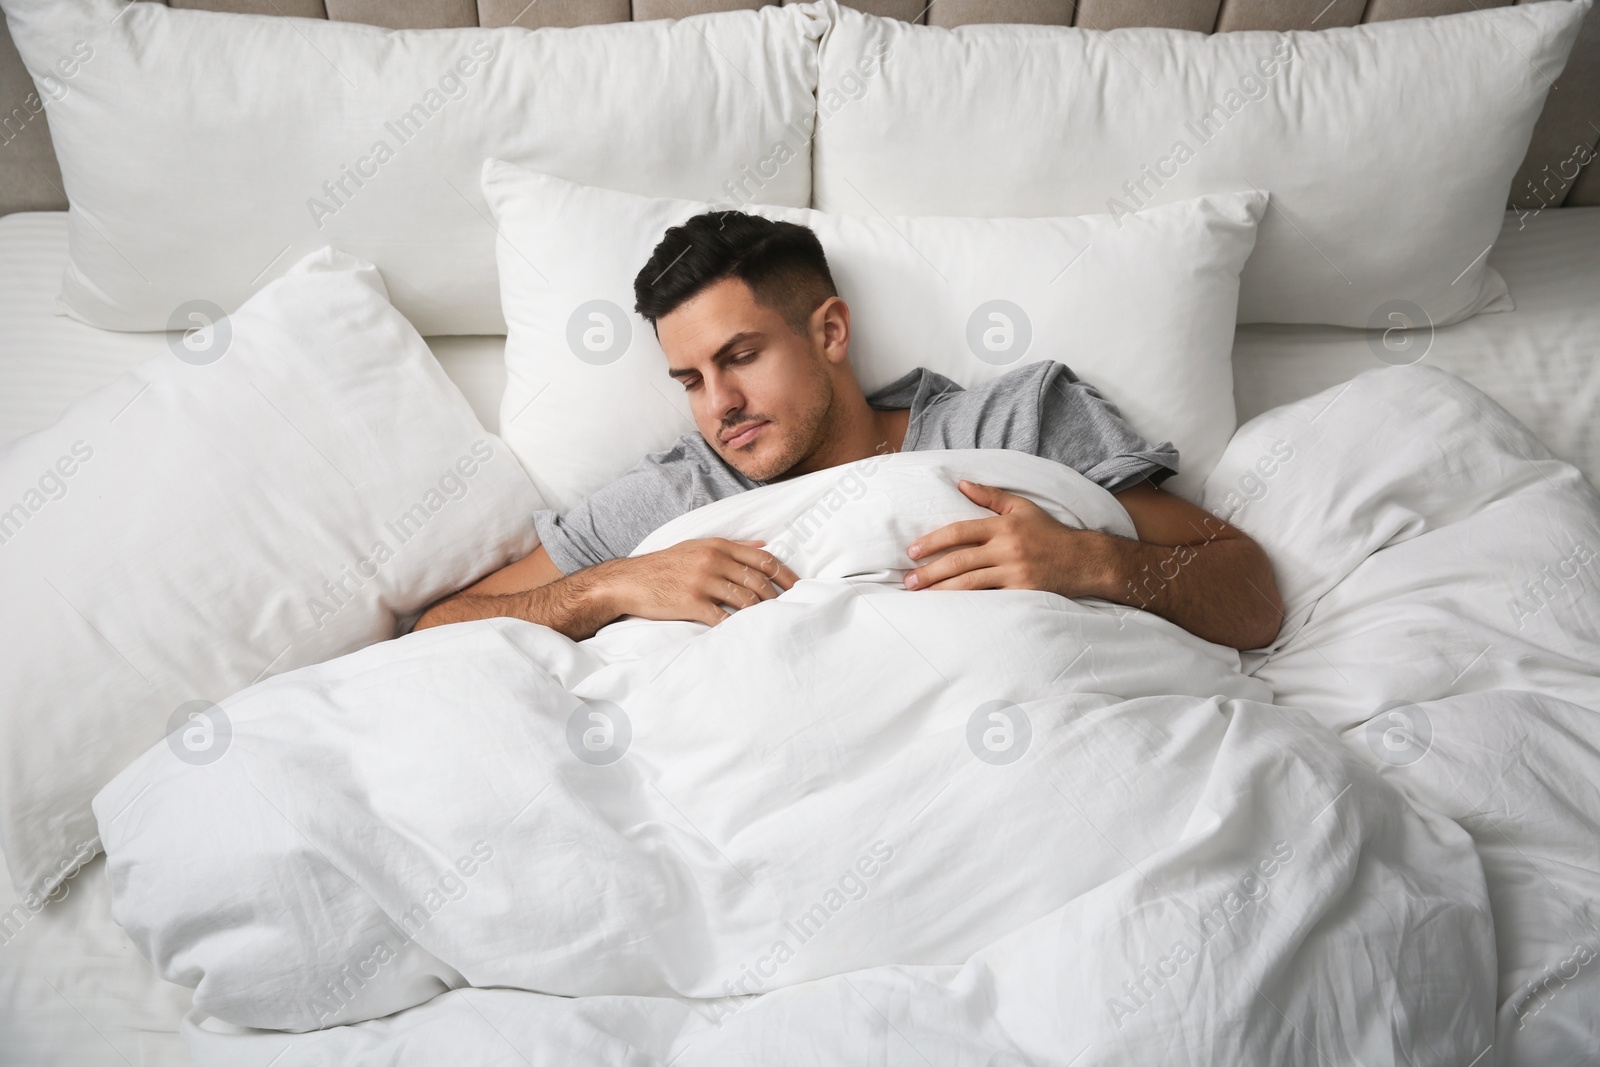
left=1209, top=367, right=1600, bottom=1065
left=97, top=367, right=1600, bottom=1066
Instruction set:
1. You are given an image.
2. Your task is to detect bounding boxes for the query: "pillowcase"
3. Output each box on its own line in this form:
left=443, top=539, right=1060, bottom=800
left=481, top=159, right=1267, bottom=508
left=0, top=247, right=542, bottom=902
left=0, top=0, right=827, bottom=335
left=811, top=0, right=1589, bottom=329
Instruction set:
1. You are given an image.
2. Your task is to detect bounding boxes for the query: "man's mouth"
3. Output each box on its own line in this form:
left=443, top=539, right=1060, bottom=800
left=721, top=420, right=768, bottom=449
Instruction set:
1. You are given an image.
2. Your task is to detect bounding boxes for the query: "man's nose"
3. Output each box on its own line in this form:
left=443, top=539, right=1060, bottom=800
left=705, top=374, right=745, bottom=419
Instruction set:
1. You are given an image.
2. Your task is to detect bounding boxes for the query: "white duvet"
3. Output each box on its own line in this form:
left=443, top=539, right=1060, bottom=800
left=93, top=367, right=1600, bottom=1066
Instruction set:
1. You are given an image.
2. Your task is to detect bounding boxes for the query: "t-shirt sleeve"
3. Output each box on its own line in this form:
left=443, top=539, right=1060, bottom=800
left=531, top=443, right=710, bottom=575
left=1031, top=362, right=1180, bottom=493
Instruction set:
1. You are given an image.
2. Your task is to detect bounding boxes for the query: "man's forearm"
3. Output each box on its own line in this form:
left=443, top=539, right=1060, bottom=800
left=1091, top=532, right=1284, bottom=651
left=416, top=560, right=625, bottom=641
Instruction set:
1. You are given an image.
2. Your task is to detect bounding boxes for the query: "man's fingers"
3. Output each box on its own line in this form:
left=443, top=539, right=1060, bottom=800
left=957, top=479, right=996, bottom=504
left=905, top=545, right=995, bottom=590
left=724, top=562, right=778, bottom=604
left=907, top=517, right=994, bottom=562
left=641, top=540, right=793, bottom=627
left=697, top=598, right=729, bottom=627
left=726, top=542, right=799, bottom=590
left=957, top=479, right=1025, bottom=513
left=921, top=565, right=1010, bottom=592
left=707, top=571, right=764, bottom=611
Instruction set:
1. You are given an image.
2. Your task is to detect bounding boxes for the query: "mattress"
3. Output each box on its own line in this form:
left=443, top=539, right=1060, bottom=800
left=0, top=206, right=1596, bottom=1066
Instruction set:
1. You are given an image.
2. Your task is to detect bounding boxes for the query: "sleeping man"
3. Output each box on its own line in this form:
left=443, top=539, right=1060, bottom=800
left=417, top=212, right=1284, bottom=651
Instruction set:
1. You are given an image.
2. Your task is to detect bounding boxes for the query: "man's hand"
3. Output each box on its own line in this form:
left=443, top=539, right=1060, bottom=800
left=903, top=479, right=1284, bottom=651
left=415, top=538, right=797, bottom=640
left=903, top=480, right=1113, bottom=599
left=603, top=538, right=799, bottom=629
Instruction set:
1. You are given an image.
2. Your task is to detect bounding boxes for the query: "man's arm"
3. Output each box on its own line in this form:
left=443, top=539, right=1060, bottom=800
left=902, top=479, right=1284, bottom=651
left=1096, top=482, right=1285, bottom=649
left=415, top=539, right=799, bottom=641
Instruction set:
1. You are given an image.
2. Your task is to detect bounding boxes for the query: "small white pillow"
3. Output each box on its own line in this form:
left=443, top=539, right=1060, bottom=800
left=0, top=247, right=542, bottom=901
left=481, top=160, right=1266, bottom=508
left=811, top=0, right=1589, bottom=328
left=0, top=0, right=827, bottom=335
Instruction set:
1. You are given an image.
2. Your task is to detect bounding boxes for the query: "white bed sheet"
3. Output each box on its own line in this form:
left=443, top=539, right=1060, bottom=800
left=0, top=855, right=192, bottom=1066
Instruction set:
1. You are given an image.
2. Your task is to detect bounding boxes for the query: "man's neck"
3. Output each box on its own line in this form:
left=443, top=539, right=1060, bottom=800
left=775, top=403, right=910, bottom=482
left=875, top=406, right=911, bottom=457
left=834, top=403, right=909, bottom=467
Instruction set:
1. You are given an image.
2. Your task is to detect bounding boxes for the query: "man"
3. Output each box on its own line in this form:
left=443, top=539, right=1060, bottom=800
left=418, top=212, right=1284, bottom=650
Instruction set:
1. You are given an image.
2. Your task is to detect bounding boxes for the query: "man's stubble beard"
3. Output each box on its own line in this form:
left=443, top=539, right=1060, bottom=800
left=727, top=358, right=836, bottom=483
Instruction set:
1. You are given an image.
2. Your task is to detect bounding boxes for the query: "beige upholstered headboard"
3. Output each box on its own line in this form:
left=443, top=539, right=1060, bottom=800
left=1, top=0, right=1596, bottom=217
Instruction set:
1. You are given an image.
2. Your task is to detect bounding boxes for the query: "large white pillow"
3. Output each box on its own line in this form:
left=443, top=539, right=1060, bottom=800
left=0, top=0, right=827, bottom=335
left=0, top=247, right=542, bottom=901
left=481, top=160, right=1266, bottom=508
left=811, top=0, right=1589, bottom=329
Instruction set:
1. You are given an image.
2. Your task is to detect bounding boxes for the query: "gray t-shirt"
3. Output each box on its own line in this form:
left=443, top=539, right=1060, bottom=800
left=533, top=361, right=1178, bottom=574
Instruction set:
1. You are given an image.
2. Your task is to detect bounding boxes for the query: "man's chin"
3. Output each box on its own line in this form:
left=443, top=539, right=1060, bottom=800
left=723, top=444, right=796, bottom=483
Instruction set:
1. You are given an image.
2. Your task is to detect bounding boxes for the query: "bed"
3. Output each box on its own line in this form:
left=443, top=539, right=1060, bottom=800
left=1, top=1, right=1598, bottom=1065
left=4, top=194, right=1599, bottom=1067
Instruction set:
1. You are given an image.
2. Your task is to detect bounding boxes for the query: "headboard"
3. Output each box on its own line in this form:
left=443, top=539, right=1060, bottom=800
left=1, top=0, right=1596, bottom=217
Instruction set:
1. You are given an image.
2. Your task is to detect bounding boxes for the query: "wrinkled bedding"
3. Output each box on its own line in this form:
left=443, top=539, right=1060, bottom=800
left=95, top=366, right=1600, bottom=1066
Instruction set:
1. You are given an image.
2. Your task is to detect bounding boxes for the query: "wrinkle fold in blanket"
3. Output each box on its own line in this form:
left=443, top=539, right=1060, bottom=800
left=96, top=446, right=1497, bottom=1063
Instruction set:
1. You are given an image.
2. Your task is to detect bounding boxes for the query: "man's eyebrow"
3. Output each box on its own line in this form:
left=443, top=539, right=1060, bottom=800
left=667, top=331, right=762, bottom=380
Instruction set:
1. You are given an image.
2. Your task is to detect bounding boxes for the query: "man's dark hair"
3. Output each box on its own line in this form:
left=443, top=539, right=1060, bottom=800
left=633, top=211, right=838, bottom=336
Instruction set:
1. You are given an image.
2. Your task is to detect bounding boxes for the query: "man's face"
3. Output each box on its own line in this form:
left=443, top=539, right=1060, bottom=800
left=658, top=277, right=835, bottom=482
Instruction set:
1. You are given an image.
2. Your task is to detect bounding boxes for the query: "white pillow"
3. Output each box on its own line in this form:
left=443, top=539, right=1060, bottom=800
left=0, top=247, right=542, bottom=902
left=0, top=0, right=827, bottom=335
left=811, top=0, right=1588, bottom=329
left=481, top=160, right=1266, bottom=508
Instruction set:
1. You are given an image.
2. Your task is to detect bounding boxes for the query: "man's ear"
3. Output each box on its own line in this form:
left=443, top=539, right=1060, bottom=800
left=813, top=295, right=851, bottom=366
